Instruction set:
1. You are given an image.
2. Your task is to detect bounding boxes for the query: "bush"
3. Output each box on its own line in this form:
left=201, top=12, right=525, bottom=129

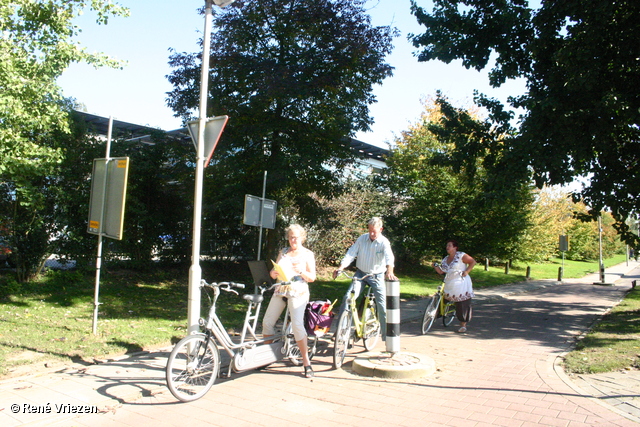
left=0, top=275, right=21, bottom=298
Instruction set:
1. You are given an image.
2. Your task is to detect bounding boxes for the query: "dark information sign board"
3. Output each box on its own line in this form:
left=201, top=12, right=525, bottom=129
left=243, top=195, right=276, bottom=229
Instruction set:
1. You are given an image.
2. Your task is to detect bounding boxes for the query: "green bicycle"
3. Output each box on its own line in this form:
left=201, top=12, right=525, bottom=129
left=332, top=271, right=381, bottom=369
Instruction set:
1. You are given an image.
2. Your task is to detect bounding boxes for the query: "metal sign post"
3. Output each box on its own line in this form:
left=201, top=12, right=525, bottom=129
left=186, top=0, right=235, bottom=337
left=243, top=173, right=277, bottom=260
left=558, top=235, right=569, bottom=282
left=87, top=117, right=130, bottom=334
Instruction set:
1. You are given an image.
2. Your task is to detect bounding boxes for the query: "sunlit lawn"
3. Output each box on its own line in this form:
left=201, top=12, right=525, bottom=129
left=563, top=285, right=640, bottom=374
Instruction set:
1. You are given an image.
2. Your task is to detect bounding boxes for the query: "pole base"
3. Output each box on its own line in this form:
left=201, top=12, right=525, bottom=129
left=352, top=351, right=435, bottom=379
left=592, top=281, right=613, bottom=286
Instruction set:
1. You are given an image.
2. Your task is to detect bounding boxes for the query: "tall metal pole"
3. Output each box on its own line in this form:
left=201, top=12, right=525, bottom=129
left=188, top=0, right=215, bottom=335
left=256, top=171, right=267, bottom=260
left=92, top=116, right=113, bottom=334
left=598, top=215, right=605, bottom=283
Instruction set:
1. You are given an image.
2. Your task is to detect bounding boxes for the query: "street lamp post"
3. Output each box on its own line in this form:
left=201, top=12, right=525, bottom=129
left=188, top=0, right=235, bottom=335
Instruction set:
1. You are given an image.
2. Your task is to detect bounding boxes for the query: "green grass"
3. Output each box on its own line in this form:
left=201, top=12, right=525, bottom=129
left=0, top=266, right=249, bottom=377
left=511, top=254, right=627, bottom=280
left=563, top=286, right=640, bottom=374
left=0, top=254, right=632, bottom=377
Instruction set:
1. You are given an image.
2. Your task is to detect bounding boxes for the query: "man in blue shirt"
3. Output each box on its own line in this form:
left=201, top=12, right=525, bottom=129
left=333, top=217, right=397, bottom=339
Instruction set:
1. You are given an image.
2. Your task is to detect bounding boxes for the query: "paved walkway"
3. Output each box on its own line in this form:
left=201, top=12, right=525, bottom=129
left=1, top=261, right=639, bottom=426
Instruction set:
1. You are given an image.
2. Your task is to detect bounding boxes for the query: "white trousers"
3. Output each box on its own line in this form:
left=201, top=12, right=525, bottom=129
left=262, top=293, right=309, bottom=341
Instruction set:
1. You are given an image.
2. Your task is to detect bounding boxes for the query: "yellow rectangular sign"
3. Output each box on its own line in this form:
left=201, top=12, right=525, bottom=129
left=87, top=157, right=130, bottom=240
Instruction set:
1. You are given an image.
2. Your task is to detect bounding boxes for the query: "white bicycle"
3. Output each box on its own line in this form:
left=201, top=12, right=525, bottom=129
left=165, top=280, right=317, bottom=402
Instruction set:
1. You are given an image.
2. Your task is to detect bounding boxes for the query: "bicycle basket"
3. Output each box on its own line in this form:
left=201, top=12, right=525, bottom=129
left=304, top=299, right=336, bottom=337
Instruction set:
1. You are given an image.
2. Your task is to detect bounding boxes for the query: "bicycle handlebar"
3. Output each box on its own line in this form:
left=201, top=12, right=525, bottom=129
left=335, top=270, right=375, bottom=281
left=335, top=270, right=350, bottom=279
left=201, top=280, right=246, bottom=293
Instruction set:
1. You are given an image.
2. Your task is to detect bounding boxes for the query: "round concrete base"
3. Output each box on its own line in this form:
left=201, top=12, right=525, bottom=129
left=352, top=351, right=436, bottom=380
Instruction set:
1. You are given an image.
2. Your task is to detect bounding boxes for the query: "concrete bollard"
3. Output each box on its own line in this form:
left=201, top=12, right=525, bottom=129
left=485, top=258, right=489, bottom=271
left=385, top=280, right=400, bottom=354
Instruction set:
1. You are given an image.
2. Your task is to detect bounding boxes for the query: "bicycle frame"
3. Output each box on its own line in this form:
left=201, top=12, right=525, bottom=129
left=332, top=272, right=381, bottom=368
left=435, top=282, right=447, bottom=315
left=421, top=280, right=456, bottom=334
left=199, top=281, right=305, bottom=376
left=166, top=279, right=317, bottom=402
left=345, top=282, right=374, bottom=339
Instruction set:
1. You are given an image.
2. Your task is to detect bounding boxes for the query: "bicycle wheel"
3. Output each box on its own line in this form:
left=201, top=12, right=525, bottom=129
left=363, top=301, right=380, bottom=351
left=166, top=334, right=220, bottom=402
left=333, top=310, right=353, bottom=369
left=421, top=294, right=440, bottom=334
left=443, top=301, right=456, bottom=327
left=284, top=322, right=315, bottom=366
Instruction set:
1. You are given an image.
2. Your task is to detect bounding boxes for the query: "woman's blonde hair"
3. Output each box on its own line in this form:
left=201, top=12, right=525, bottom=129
left=285, top=224, right=306, bottom=242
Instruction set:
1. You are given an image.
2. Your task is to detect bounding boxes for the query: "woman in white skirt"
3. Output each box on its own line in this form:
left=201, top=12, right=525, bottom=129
left=434, top=239, right=476, bottom=333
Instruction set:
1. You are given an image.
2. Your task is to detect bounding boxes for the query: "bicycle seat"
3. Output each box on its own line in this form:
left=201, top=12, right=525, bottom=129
left=243, top=294, right=264, bottom=304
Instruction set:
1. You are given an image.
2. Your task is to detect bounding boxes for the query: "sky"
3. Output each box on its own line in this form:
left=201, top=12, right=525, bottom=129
left=57, top=0, right=526, bottom=149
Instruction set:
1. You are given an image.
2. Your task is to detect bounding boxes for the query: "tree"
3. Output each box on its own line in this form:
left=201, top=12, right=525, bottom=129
left=409, top=0, right=640, bottom=248
left=0, top=0, right=129, bottom=281
left=305, top=176, right=393, bottom=267
left=384, top=97, right=533, bottom=262
left=166, top=0, right=397, bottom=260
left=565, top=206, right=623, bottom=261
left=515, top=187, right=574, bottom=263
left=107, top=131, right=194, bottom=265
left=1, top=0, right=128, bottom=176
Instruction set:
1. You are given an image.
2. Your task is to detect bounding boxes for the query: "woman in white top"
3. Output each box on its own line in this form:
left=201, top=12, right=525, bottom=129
left=263, top=224, right=316, bottom=378
left=433, top=239, right=476, bottom=333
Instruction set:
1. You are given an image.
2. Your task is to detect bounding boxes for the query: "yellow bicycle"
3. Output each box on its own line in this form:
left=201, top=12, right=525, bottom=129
left=421, top=274, right=457, bottom=334
left=332, top=271, right=381, bottom=369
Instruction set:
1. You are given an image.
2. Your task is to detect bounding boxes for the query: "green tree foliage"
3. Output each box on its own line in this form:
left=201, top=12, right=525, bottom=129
left=1, top=108, right=197, bottom=285
left=1, top=0, right=128, bottom=176
left=106, top=131, right=194, bottom=266
left=0, top=0, right=128, bottom=281
left=409, top=0, right=640, bottom=248
left=565, top=207, right=623, bottom=261
left=515, top=187, right=624, bottom=262
left=384, top=98, right=533, bottom=262
left=40, top=112, right=104, bottom=269
left=305, top=176, right=393, bottom=267
left=166, top=0, right=397, bottom=260
left=516, top=187, right=574, bottom=263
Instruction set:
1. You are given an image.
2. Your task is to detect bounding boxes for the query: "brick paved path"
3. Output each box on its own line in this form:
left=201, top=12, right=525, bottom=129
left=73, top=283, right=640, bottom=425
